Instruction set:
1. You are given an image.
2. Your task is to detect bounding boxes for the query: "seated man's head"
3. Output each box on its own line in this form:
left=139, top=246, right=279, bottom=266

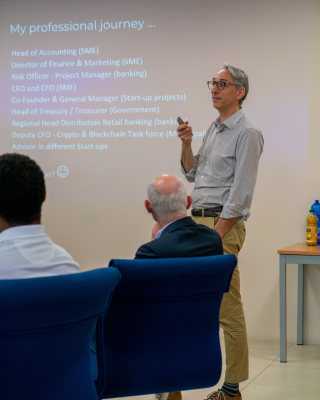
left=0, top=153, right=46, bottom=230
left=145, top=174, right=192, bottom=226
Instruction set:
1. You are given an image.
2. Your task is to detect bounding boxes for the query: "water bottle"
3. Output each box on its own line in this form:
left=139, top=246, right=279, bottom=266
left=311, top=200, right=320, bottom=244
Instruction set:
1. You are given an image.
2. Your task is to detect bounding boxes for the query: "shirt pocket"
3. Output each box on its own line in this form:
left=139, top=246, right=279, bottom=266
left=216, top=149, right=236, bottom=186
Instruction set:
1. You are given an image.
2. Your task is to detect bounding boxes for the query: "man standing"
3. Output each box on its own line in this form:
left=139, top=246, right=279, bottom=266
left=0, top=153, right=79, bottom=278
left=177, top=63, right=264, bottom=400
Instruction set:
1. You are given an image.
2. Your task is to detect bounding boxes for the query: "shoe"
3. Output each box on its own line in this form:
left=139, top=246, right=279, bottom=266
left=155, top=392, right=182, bottom=400
left=168, top=393, right=182, bottom=400
left=206, top=389, right=242, bottom=400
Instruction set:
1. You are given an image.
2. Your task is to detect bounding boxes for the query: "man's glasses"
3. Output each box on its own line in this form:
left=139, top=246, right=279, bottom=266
left=207, top=80, right=240, bottom=90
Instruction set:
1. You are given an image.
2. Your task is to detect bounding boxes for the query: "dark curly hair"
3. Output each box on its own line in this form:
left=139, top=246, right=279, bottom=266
left=0, top=153, right=46, bottom=224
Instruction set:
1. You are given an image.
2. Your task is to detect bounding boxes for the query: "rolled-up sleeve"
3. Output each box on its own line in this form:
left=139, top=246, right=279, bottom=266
left=180, top=127, right=210, bottom=182
left=180, top=155, right=199, bottom=182
left=221, top=128, right=264, bottom=221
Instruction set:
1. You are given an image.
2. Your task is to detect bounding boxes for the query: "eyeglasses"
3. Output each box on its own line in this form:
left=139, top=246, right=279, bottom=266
left=207, top=80, right=240, bottom=90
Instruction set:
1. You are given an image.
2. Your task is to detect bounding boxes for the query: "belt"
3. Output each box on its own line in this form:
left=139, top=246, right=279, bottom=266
left=191, top=206, right=223, bottom=217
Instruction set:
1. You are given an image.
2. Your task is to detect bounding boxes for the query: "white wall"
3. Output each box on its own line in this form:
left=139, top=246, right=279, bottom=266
left=304, top=0, right=320, bottom=345
left=28, top=0, right=320, bottom=344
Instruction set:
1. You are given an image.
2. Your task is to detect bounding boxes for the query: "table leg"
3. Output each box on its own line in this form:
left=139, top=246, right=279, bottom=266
left=297, top=264, right=304, bottom=345
left=280, top=254, right=287, bottom=362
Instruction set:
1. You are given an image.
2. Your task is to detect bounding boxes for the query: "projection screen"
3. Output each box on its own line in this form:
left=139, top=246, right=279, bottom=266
left=0, top=0, right=309, bottom=207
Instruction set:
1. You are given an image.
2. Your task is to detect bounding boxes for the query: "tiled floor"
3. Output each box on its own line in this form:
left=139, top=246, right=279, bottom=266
left=107, top=338, right=320, bottom=400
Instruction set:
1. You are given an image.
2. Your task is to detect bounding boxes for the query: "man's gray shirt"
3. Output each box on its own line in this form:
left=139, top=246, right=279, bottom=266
left=181, top=109, right=264, bottom=221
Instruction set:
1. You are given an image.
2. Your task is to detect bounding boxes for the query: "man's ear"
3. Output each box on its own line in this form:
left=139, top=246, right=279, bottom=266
left=144, top=200, right=153, bottom=213
left=186, top=195, right=192, bottom=210
left=0, top=216, right=10, bottom=233
left=237, top=87, right=245, bottom=101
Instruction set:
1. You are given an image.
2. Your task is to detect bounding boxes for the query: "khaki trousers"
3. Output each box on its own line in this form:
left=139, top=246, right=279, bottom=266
left=192, top=214, right=249, bottom=383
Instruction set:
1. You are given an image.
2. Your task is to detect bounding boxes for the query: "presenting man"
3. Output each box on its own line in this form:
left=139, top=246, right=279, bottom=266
left=0, top=153, right=79, bottom=278
left=177, top=63, right=264, bottom=400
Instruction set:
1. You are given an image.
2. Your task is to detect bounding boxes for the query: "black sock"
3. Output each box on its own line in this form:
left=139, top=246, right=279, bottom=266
left=221, top=381, right=239, bottom=398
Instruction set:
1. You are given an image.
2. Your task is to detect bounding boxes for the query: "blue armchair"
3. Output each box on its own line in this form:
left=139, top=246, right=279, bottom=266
left=0, top=267, right=121, bottom=400
left=94, top=254, right=237, bottom=399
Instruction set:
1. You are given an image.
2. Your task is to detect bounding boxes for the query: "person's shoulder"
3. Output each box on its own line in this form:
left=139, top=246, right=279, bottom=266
left=237, top=115, right=263, bottom=147
left=134, top=241, right=158, bottom=259
left=51, top=240, right=74, bottom=257
left=239, top=114, right=262, bottom=135
left=50, top=241, right=80, bottom=269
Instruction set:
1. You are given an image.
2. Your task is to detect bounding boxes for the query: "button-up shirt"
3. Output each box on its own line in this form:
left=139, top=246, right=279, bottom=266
left=0, top=224, right=80, bottom=279
left=182, top=109, right=264, bottom=221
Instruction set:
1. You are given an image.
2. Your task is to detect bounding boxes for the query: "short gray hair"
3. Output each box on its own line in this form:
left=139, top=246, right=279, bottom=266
left=221, top=62, right=249, bottom=107
left=147, top=176, right=188, bottom=222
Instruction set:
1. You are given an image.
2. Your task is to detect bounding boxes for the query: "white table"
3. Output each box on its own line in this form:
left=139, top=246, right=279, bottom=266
left=278, top=243, right=320, bottom=362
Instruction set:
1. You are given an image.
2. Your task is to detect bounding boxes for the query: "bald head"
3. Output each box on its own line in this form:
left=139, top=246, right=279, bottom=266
left=145, top=174, right=192, bottom=224
left=152, top=175, right=182, bottom=195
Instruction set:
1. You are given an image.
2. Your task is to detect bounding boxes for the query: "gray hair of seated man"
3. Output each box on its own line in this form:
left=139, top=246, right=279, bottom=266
left=221, top=62, right=249, bottom=107
left=147, top=176, right=188, bottom=222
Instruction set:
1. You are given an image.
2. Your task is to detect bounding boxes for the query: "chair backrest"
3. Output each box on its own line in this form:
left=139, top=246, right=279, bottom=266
left=0, top=267, right=121, bottom=400
left=95, top=254, right=237, bottom=399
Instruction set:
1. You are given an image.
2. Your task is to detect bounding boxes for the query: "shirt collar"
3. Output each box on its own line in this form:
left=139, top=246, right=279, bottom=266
left=214, top=109, right=243, bottom=131
left=0, top=224, right=46, bottom=243
left=155, top=221, right=175, bottom=239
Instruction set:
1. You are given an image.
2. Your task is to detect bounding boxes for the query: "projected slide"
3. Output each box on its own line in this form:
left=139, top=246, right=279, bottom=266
left=0, top=0, right=213, bottom=202
left=0, top=0, right=309, bottom=203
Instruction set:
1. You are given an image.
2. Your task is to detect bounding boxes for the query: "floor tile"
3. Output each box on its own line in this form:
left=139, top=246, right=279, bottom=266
left=239, top=364, right=268, bottom=390
left=272, top=350, right=320, bottom=369
left=253, top=364, right=320, bottom=388
left=241, top=384, right=320, bottom=400
left=288, top=343, right=320, bottom=353
left=247, top=340, right=293, bottom=350
left=248, top=347, right=280, bottom=365
left=247, top=340, right=280, bottom=350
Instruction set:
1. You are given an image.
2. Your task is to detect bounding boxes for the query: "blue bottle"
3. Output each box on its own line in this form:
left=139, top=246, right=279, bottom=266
left=311, top=200, right=320, bottom=244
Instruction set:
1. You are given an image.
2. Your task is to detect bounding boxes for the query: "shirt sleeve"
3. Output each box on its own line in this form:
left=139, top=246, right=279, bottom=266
left=180, top=154, right=200, bottom=182
left=221, top=128, right=264, bottom=221
left=180, top=124, right=213, bottom=182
